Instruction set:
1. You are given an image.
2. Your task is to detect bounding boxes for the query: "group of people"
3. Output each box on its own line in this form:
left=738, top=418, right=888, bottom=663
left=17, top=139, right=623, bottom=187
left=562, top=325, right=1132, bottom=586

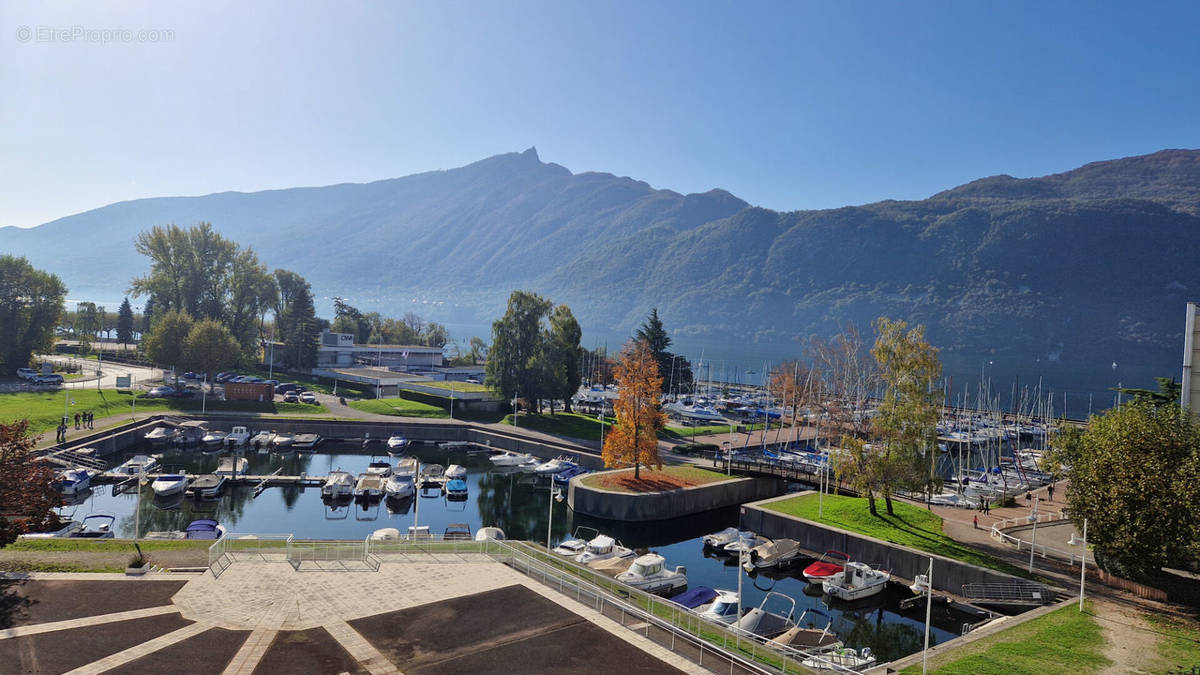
left=54, top=411, right=96, bottom=443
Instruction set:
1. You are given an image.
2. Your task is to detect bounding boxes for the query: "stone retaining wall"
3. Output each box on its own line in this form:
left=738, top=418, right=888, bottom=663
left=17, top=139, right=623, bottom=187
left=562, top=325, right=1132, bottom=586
left=568, top=470, right=785, bottom=521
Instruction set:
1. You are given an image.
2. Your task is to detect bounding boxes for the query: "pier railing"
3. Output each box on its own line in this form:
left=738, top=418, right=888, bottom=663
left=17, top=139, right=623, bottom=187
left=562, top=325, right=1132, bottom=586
left=989, top=512, right=1091, bottom=567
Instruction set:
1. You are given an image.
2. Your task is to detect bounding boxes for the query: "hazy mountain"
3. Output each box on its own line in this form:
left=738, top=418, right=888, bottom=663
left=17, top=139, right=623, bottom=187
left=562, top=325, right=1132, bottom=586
left=4, top=147, right=1199, bottom=370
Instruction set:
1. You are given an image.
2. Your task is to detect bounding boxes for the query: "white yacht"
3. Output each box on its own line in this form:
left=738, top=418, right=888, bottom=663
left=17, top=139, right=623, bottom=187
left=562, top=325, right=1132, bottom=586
left=144, top=427, right=172, bottom=447
left=616, top=553, right=688, bottom=595
left=552, top=526, right=599, bottom=557
left=115, top=454, right=159, bottom=475
left=722, top=532, right=765, bottom=556
left=574, top=534, right=634, bottom=565
left=696, top=589, right=741, bottom=625
left=151, top=473, right=189, bottom=497
left=201, top=429, right=227, bottom=447
left=822, top=562, right=891, bottom=601
left=225, top=426, right=251, bottom=447
left=249, top=430, right=275, bottom=449
left=322, top=470, right=355, bottom=499
left=489, top=450, right=535, bottom=467
left=444, top=464, right=467, bottom=479
left=272, top=432, right=296, bottom=450
left=56, top=469, right=94, bottom=495
left=386, top=434, right=410, bottom=454
left=534, top=455, right=576, bottom=476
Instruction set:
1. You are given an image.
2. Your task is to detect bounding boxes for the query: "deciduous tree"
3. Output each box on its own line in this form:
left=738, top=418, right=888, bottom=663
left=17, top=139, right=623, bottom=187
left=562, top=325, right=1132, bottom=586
left=548, top=305, right=583, bottom=413
left=0, top=256, right=66, bottom=377
left=184, top=319, right=240, bottom=377
left=142, top=309, right=194, bottom=373
left=0, top=420, right=61, bottom=547
left=602, top=340, right=667, bottom=480
left=487, top=291, right=554, bottom=404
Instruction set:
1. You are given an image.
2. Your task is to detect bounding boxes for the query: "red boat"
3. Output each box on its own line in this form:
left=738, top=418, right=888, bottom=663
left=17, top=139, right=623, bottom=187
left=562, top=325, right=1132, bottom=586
left=801, top=550, right=850, bottom=583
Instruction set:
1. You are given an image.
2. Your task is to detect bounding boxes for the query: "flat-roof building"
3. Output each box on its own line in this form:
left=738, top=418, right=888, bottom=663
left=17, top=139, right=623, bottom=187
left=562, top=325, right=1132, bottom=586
left=317, top=330, right=443, bottom=370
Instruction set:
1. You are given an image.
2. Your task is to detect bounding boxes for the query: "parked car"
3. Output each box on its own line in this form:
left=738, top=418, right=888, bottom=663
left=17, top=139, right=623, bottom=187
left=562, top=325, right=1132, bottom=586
left=216, top=372, right=238, bottom=382
left=265, top=379, right=280, bottom=387
left=17, top=368, right=38, bottom=381
left=276, top=383, right=302, bottom=394
left=146, top=386, right=175, bottom=398
left=183, top=371, right=199, bottom=379
left=283, top=391, right=300, bottom=403
left=465, top=378, right=481, bottom=384
left=170, top=388, right=196, bottom=399
left=37, top=374, right=64, bottom=384
left=299, top=391, right=317, bottom=404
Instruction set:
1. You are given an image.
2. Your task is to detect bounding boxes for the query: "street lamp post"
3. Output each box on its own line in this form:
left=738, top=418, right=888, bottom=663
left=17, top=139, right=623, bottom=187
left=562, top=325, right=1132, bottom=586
left=922, top=556, right=933, bottom=674
left=1028, top=497, right=1040, bottom=573
left=547, top=481, right=563, bottom=551
left=1071, top=519, right=1089, bottom=611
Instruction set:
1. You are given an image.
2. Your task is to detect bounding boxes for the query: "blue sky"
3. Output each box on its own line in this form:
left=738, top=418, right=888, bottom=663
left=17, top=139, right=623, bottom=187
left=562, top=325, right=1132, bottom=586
left=3, top=0, right=1199, bottom=228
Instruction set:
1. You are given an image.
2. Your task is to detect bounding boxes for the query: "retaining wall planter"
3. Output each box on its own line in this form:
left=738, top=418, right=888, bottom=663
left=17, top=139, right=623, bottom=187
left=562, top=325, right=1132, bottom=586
left=568, top=469, right=785, bottom=521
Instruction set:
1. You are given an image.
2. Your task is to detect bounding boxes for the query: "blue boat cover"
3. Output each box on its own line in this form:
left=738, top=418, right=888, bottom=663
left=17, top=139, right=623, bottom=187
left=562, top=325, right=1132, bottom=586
left=669, top=586, right=717, bottom=609
left=186, top=519, right=219, bottom=532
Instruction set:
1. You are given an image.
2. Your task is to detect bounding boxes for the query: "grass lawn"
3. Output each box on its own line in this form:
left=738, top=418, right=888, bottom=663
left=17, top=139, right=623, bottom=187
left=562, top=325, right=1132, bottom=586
left=416, top=380, right=492, bottom=393
left=1146, top=613, right=1200, bottom=670
left=501, top=412, right=612, bottom=441
left=5, top=539, right=213, bottom=553
left=764, top=492, right=1035, bottom=578
left=901, top=601, right=1108, bottom=674
left=662, top=422, right=764, bottom=439
left=0, top=390, right=328, bottom=437
left=348, top=398, right=449, bottom=419
left=578, top=465, right=733, bottom=493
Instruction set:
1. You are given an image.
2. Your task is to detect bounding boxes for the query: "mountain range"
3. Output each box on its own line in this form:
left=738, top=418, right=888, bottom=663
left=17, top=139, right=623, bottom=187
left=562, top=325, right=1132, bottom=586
left=4, top=147, right=1200, bottom=372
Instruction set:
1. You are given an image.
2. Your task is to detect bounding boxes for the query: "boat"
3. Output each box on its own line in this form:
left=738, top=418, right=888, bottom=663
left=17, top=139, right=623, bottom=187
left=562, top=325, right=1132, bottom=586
left=489, top=450, right=534, bottom=467
left=438, top=441, right=470, bottom=450
left=574, top=534, right=634, bottom=565
left=115, top=454, right=160, bottom=475
left=909, top=573, right=932, bottom=595
left=701, top=527, right=745, bottom=549
left=20, top=520, right=84, bottom=539
left=800, top=647, right=876, bottom=671
left=475, top=526, right=506, bottom=541
left=444, top=478, right=469, bottom=499
left=770, top=609, right=843, bottom=652
left=144, top=426, right=172, bottom=447
left=802, top=550, right=851, bottom=583
left=534, top=455, right=577, bottom=476
left=669, top=587, right=741, bottom=625
left=354, top=472, right=384, bottom=500
left=369, top=527, right=401, bottom=541
left=394, top=457, right=418, bottom=478
left=822, top=561, right=891, bottom=601
left=225, top=425, right=250, bottom=447
left=552, top=526, right=599, bottom=557
left=407, top=525, right=432, bottom=540
left=386, top=434, right=410, bottom=454
left=444, top=523, right=472, bottom=540
left=150, top=473, right=189, bottom=497
left=188, top=474, right=227, bottom=499
left=272, top=432, right=296, bottom=450
left=56, top=468, right=93, bottom=495
left=743, top=538, right=803, bottom=572
left=553, top=465, right=589, bottom=484
left=215, top=456, right=249, bottom=476
left=722, top=532, right=765, bottom=556
left=444, top=464, right=467, bottom=479
left=184, top=519, right=226, bottom=540
left=366, top=459, right=393, bottom=478
left=201, top=429, right=228, bottom=447
left=419, top=463, right=446, bottom=488
left=293, top=433, right=322, bottom=451
left=71, top=514, right=117, bottom=539
left=173, top=420, right=209, bottom=446
left=249, top=430, right=275, bottom=449
left=323, top=470, right=356, bottom=499
left=669, top=585, right=718, bottom=609
left=616, top=553, right=688, bottom=595
left=733, top=591, right=796, bottom=639
left=384, top=472, right=416, bottom=500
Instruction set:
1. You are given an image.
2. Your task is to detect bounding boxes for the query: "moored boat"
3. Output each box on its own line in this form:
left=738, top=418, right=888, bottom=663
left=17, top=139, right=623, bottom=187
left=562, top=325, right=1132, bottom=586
left=822, top=561, right=890, bottom=601
left=552, top=526, right=599, bottom=557
left=616, top=553, right=688, bottom=595
left=151, top=473, right=189, bottom=497
left=322, top=470, right=355, bottom=499
left=225, top=425, right=250, bottom=447
left=56, top=468, right=94, bottom=495
left=802, top=550, right=850, bottom=583
left=386, top=434, right=410, bottom=454
left=444, top=478, right=468, bottom=499
left=293, top=433, right=322, bottom=451
left=354, top=472, right=384, bottom=500
left=144, top=426, right=172, bottom=447
left=733, top=591, right=796, bottom=639
left=800, top=647, right=876, bottom=671
left=770, top=608, right=843, bottom=652
left=444, top=464, right=467, bottom=479
left=743, top=538, right=802, bottom=572
left=249, top=430, right=276, bottom=449
left=488, top=450, right=534, bottom=467
left=215, top=456, right=249, bottom=476
left=202, top=429, right=228, bottom=447
left=184, top=519, right=226, bottom=540
left=189, top=474, right=227, bottom=499
left=115, top=454, right=160, bottom=475
left=475, top=526, right=506, bottom=541
left=575, top=534, right=634, bottom=565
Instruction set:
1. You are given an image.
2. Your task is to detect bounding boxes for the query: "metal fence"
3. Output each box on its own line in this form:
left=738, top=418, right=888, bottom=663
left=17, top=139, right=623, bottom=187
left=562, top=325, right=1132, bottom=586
left=288, top=537, right=381, bottom=571
left=990, top=512, right=1091, bottom=567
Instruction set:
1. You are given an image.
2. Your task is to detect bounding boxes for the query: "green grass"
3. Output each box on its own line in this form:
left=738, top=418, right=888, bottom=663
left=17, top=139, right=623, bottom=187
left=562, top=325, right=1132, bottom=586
left=0, top=390, right=329, bottom=437
left=764, top=492, right=1036, bottom=578
left=0, top=561, right=125, bottom=574
left=501, top=412, right=612, bottom=440
left=415, top=380, right=493, bottom=393
left=577, top=464, right=734, bottom=492
left=661, top=422, right=764, bottom=439
left=1146, top=613, right=1200, bottom=671
left=348, top=398, right=449, bottom=419
left=901, top=602, right=1109, bottom=674
left=6, top=539, right=213, bottom=553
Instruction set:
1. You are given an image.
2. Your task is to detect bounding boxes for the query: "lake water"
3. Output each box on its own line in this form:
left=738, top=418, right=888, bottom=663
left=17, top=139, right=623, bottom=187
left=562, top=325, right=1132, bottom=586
left=59, top=440, right=993, bottom=662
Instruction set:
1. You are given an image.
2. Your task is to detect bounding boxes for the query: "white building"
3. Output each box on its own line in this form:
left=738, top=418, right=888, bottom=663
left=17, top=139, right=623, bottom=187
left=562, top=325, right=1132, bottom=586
left=316, top=330, right=443, bottom=370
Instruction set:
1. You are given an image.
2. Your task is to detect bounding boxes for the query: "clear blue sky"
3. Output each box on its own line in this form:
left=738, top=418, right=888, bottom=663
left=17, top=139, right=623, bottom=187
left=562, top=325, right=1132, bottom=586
left=3, top=0, right=1199, bottom=228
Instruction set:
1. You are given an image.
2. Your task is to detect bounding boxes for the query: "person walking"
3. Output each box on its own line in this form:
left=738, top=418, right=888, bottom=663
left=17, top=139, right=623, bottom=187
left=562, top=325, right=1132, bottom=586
left=1047, top=483, right=1054, bottom=502
left=74, top=412, right=80, bottom=429
left=973, top=514, right=979, bottom=530
left=983, top=500, right=989, bottom=515
left=87, top=411, right=94, bottom=429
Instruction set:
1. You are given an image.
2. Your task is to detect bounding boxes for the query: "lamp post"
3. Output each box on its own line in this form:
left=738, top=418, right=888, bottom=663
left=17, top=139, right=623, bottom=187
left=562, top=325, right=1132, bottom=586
left=1070, top=519, right=1089, bottom=611
left=546, top=481, right=563, bottom=551
left=598, top=410, right=605, bottom=449
left=922, top=556, right=933, bottom=674
left=1027, top=496, right=1040, bottom=573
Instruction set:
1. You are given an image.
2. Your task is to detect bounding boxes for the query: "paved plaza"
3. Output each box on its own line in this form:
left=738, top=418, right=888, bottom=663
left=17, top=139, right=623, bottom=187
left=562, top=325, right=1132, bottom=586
left=0, top=562, right=703, bottom=674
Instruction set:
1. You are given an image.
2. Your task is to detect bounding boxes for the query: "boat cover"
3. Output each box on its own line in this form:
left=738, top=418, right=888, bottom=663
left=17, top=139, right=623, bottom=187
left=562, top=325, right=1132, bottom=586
left=669, top=586, right=717, bottom=609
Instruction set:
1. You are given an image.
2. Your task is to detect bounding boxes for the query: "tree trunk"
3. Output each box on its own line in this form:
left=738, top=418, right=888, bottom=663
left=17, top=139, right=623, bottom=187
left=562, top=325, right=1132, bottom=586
left=866, top=490, right=877, bottom=516
left=884, top=493, right=894, bottom=516
left=633, top=423, right=640, bottom=480
left=563, top=397, right=572, bottom=414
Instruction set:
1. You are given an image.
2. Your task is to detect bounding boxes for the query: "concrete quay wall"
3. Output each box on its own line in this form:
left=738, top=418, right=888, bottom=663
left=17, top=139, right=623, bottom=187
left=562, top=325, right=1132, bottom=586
left=740, top=492, right=1053, bottom=595
left=569, top=471, right=785, bottom=521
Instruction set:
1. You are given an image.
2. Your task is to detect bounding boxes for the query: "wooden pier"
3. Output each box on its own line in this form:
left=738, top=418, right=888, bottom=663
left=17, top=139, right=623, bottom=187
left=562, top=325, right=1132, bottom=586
left=92, top=472, right=327, bottom=488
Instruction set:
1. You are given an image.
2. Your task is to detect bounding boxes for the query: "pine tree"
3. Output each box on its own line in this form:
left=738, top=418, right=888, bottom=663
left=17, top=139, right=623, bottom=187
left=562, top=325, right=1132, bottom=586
left=117, top=298, right=135, bottom=346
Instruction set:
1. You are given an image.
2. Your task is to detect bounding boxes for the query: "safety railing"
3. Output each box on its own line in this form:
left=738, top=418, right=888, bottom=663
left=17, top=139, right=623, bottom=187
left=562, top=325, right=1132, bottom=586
left=366, top=534, right=492, bottom=562
left=990, top=513, right=1090, bottom=567
left=287, top=537, right=380, bottom=571
left=208, top=533, right=293, bottom=577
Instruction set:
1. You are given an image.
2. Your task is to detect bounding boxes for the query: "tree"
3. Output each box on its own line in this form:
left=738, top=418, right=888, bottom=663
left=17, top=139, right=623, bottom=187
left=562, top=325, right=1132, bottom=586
left=75, top=301, right=99, bottom=338
left=0, top=420, right=62, bottom=547
left=226, top=248, right=277, bottom=360
left=487, top=291, right=554, bottom=404
left=770, top=360, right=817, bottom=443
left=423, top=322, right=449, bottom=348
left=141, top=297, right=154, bottom=334
left=1116, top=377, right=1181, bottom=410
left=117, top=297, right=135, bottom=346
left=184, top=319, right=240, bottom=376
left=1052, top=401, right=1200, bottom=579
left=548, top=305, right=583, bottom=413
left=130, top=222, right=237, bottom=319
left=142, top=310, right=194, bottom=373
left=97, top=305, right=108, bottom=340
left=0, top=256, right=66, bottom=377
left=273, top=270, right=318, bottom=371
left=634, top=308, right=693, bottom=394
left=468, top=337, right=488, bottom=364
left=602, top=340, right=667, bottom=480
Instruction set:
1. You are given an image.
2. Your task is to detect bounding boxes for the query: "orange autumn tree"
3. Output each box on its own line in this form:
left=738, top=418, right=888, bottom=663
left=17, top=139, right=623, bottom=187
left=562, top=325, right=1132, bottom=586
left=603, top=340, right=667, bottom=480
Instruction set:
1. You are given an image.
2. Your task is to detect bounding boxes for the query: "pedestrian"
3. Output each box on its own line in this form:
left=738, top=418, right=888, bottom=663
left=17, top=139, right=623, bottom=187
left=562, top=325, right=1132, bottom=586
left=74, top=412, right=80, bottom=429
left=973, top=514, right=978, bottom=530
left=983, top=500, right=989, bottom=515
left=88, top=411, right=94, bottom=429
left=1025, top=491, right=1032, bottom=506
left=1047, top=483, right=1054, bottom=502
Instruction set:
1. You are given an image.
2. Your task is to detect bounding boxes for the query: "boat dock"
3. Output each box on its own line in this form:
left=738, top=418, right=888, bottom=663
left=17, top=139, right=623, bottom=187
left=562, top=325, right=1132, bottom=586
left=92, top=471, right=328, bottom=488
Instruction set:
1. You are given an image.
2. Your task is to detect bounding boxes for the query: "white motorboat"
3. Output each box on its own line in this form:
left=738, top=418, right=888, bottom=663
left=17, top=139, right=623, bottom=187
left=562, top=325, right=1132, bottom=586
left=272, top=432, right=296, bottom=450
left=56, top=468, right=93, bottom=495
left=419, top=464, right=446, bottom=488
left=701, top=527, right=745, bottom=549
left=722, top=532, right=765, bottom=556
left=616, top=553, right=688, bottom=595
left=249, top=430, right=276, bottom=448
left=173, top=420, right=209, bottom=447
left=552, top=526, right=599, bottom=556
left=115, top=454, right=159, bottom=475
left=743, top=538, right=803, bottom=572
left=293, top=433, right=322, bottom=451
left=575, top=534, right=634, bottom=565
left=733, top=591, right=796, bottom=639
left=369, top=527, right=401, bottom=541
left=354, top=472, right=384, bottom=500
left=475, top=526, right=506, bottom=541
left=802, top=550, right=850, bottom=583
left=801, top=647, right=876, bottom=671
left=366, top=459, right=393, bottom=478
left=386, top=434, right=410, bottom=454
left=534, top=455, right=576, bottom=476
left=444, top=464, right=467, bottom=479
left=70, top=514, right=117, bottom=538
left=151, top=473, right=189, bottom=497
left=20, top=520, right=84, bottom=539
left=822, top=562, right=891, bottom=601
left=215, top=456, right=249, bottom=476
left=770, top=609, right=843, bottom=652
left=188, top=474, right=227, bottom=499
left=489, top=450, right=534, bottom=467
left=696, top=589, right=741, bottom=625
left=928, top=491, right=980, bottom=509
left=225, top=425, right=250, bottom=447
left=202, top=429, right=227, bottom=447
left=384, top=472, right=415, bottom=500
left=322, top=470, right=355, bottom=499
left=144, top=427, right=172, bottom=447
